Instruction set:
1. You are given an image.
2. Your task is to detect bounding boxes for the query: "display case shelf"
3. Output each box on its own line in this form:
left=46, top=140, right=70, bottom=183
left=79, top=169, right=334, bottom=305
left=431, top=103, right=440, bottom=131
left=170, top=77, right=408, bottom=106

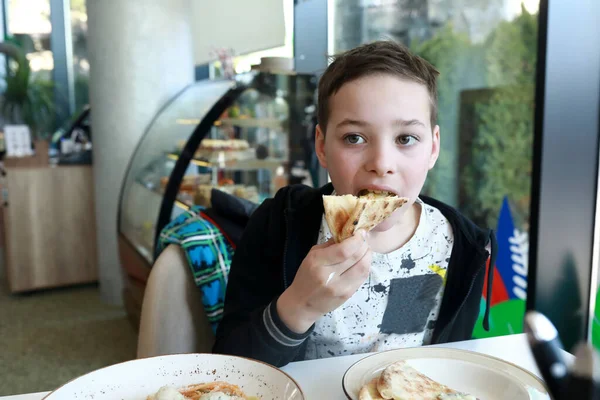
left=167, top=153, right=285, bottom=171
left=217, top=117, right=284, bottom=130
left=176, top=117, right=284, bottom=130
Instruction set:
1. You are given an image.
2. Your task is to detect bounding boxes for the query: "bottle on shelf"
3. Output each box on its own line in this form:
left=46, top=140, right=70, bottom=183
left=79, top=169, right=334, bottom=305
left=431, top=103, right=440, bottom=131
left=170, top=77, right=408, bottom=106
left=273, top=165, right=288, bottom=193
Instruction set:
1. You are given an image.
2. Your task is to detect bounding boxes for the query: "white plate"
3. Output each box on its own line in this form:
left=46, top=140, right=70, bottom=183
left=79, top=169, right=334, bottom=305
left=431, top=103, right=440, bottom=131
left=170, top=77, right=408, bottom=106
left=42, top=353, right=304, bottom=400
left=342, top=347, right=549, bottom=400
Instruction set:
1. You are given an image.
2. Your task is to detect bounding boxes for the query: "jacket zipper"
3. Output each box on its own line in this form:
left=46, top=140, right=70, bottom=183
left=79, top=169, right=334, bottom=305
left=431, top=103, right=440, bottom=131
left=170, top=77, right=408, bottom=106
left=435, top=256, right=486, bottom=343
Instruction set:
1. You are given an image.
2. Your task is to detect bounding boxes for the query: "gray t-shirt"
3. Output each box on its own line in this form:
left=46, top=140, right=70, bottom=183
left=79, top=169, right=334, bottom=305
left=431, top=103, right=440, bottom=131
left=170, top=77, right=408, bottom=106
left=304, top=198, right=454, bottom=360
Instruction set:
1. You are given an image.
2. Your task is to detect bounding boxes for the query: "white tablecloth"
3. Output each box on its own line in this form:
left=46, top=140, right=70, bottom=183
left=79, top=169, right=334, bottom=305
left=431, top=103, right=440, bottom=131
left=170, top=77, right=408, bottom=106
left=1, top=333, right=572, bottom=400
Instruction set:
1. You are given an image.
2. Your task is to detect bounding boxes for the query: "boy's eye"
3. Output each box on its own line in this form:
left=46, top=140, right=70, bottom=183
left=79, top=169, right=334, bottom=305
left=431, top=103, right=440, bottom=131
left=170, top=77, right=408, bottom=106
left=397, top=135, right=418, bottom=146
left=344, top=134, right=365, bottom=145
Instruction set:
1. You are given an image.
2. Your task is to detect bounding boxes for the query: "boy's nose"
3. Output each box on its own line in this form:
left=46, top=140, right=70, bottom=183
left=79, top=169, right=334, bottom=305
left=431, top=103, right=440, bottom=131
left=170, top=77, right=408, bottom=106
left=365, top=146, right=396, bottom=176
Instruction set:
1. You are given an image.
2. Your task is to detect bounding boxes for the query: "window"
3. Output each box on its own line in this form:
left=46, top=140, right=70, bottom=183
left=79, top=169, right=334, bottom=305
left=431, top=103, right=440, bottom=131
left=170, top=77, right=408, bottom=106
left=5, top=0, right=56, bottom=136
left=7, top=0, right=53, bottom=81
left=70, top=0, right=89, bottom=112
left=332, top=0, right=540, bottom=339
left=210, top=0, right=294, bottom=78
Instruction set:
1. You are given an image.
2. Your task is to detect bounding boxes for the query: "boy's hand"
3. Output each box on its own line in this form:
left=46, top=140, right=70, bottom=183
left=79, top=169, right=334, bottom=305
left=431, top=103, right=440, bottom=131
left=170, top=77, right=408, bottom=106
left=276, top=230, right=372, bottom=334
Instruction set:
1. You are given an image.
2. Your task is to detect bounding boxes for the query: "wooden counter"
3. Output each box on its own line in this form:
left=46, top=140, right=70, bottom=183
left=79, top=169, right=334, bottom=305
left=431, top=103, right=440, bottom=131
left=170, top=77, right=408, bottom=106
left=3, top=165, right=98, bottom=293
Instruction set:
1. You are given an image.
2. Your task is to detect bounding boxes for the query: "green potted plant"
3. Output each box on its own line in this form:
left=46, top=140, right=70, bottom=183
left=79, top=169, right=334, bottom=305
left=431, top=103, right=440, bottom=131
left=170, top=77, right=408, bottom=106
left=0, top=40, right=55, bottom=150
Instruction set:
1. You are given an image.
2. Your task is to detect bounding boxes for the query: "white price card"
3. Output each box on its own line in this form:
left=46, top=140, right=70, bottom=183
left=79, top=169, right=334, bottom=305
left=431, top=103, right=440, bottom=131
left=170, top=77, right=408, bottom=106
left=4, top=124, right=32, bottom=157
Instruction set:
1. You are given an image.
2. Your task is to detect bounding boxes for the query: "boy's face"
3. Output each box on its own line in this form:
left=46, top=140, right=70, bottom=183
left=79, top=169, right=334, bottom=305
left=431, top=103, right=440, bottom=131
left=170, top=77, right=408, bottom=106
left=315, top=74, right=440, bottom=232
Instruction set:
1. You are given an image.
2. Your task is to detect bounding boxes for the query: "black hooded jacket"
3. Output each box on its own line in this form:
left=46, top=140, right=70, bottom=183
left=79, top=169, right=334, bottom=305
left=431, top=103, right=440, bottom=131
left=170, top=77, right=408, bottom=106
left=212, top=183, right=497, bottom=367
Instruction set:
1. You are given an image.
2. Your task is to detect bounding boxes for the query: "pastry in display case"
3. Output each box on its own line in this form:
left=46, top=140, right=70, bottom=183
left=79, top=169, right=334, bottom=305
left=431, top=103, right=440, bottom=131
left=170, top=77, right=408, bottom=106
left=117, top=70, right=318, bottom=326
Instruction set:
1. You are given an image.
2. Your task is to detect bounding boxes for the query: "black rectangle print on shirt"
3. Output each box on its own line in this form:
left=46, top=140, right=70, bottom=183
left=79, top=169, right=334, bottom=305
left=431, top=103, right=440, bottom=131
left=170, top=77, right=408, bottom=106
left=380, top=274, right=443, bottom=335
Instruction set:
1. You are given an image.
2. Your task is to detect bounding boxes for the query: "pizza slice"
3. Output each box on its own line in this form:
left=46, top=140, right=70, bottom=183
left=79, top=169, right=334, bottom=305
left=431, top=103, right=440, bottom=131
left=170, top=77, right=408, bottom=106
left=323, top=194, right=359, bottom=243
left=359, top=378, right=386, bottom=400
left=376, top=361, right=479, bottom=400
left=323, top=190, right=409, bottom=243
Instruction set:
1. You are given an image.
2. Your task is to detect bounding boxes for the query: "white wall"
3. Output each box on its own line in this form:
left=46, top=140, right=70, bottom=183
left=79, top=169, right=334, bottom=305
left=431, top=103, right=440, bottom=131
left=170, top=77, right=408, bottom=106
left=86, top=0, right=194, bottom=304
left=191, top=0, right=286, bottom=65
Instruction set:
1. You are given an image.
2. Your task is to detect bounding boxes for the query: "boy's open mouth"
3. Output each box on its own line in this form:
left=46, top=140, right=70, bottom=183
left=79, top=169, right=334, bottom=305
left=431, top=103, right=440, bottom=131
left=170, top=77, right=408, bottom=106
left=357, top=189, right=397, bottom=198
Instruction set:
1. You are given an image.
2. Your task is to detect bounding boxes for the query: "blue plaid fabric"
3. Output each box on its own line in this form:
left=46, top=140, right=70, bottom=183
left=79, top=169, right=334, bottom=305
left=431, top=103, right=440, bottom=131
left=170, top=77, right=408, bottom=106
left=155, top=206, right=235, bottom=333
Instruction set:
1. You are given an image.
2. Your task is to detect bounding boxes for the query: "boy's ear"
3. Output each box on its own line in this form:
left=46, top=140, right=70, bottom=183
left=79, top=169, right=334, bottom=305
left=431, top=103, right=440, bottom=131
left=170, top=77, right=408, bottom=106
left=429, top=125, right=441, bottom=170
left=315, top=124, right=328, bottom=169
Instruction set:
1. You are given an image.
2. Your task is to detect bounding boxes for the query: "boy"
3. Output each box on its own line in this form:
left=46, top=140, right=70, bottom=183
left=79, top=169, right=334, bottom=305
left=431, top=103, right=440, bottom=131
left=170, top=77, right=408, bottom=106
left=213, top=40, right=496, bottom=367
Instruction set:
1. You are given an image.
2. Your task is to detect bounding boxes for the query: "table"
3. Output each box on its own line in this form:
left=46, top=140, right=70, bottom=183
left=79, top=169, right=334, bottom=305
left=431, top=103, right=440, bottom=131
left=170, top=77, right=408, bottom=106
left=1, top=333, right=572, bottom=399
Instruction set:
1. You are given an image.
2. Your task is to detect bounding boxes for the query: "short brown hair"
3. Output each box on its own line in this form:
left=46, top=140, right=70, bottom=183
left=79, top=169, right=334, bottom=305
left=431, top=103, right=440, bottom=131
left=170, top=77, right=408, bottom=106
left=317, top=40, right=440, bottom=131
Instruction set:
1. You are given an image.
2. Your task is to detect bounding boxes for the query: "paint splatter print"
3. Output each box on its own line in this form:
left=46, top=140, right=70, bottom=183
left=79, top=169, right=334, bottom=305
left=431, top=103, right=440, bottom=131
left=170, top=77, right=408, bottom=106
left=304, top=197, right=454, bottom=360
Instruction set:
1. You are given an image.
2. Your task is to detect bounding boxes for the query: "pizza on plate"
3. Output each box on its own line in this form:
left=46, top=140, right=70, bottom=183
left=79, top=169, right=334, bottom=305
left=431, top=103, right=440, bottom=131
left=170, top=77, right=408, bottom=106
left=148, top=381, right=259, bottom=400
left=358, top=361, right=479, bottom=400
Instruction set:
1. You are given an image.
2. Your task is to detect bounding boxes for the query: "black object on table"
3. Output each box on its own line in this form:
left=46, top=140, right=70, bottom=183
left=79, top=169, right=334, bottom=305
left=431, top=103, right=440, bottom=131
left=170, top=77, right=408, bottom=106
left=525, top=310, right=600, bottom=400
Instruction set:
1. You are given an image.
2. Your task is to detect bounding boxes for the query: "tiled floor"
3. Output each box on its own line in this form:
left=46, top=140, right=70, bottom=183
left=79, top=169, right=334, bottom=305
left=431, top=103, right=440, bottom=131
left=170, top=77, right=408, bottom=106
left=0, top=275, right=137, bottom=396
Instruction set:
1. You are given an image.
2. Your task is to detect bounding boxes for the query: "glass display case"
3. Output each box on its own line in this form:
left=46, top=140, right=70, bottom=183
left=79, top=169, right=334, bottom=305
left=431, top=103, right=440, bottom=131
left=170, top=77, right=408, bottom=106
left=117, top=71, right=318, bottom=272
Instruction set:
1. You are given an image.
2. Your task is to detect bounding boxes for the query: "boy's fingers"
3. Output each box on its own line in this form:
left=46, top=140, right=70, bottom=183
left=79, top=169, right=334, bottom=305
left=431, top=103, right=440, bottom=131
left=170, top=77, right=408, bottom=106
left=335, top=249, right=372, bottom=293
left=326, top=249, right=372, bottom=297
left=339, top=248, right=372, bottom=280
left=313, top=237, right=336, bottom=249
left=321, top=245, right=370, bottom=288
left=307, top=230, right=368, bottom=273
left=325, top=233, right=369, bottom=273
left=317, top=235, right=360, bottom=262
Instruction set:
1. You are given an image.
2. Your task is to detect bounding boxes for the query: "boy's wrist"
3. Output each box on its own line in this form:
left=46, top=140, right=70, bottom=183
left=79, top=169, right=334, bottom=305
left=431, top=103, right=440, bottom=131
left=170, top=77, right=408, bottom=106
left=276, top=289, right=318, bottom=334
